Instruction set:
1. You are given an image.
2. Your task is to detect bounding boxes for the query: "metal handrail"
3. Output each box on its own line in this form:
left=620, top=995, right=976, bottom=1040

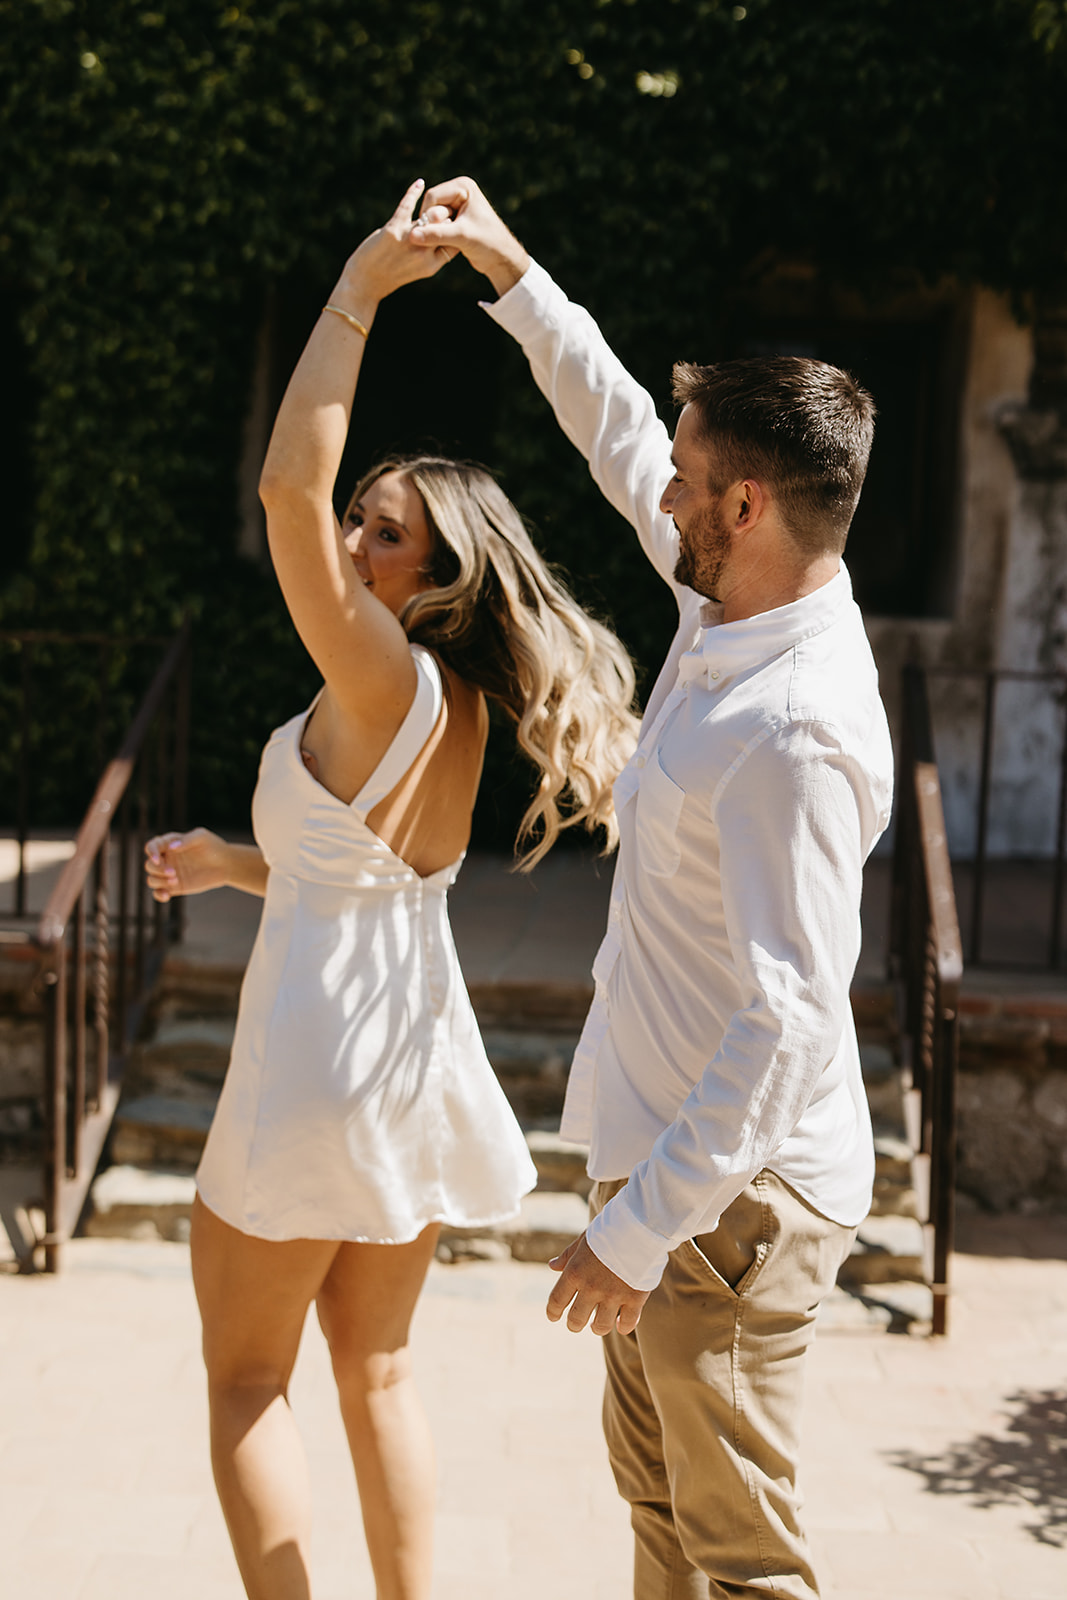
left=1, top=628, right=170, bottom=920
left=889, top=663, right=963, bottom=1336
left=22, top=618, right=191, bottom=1271
left=35, top=625, right=189, bottom=945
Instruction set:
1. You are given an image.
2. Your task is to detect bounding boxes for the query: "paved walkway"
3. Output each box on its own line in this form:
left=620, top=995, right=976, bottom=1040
left=4, top=840, right=1067, bottom=1597
left=2, top=1212, right=1066, bottom=1600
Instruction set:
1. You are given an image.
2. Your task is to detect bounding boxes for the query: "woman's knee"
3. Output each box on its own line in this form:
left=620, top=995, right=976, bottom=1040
left=338, top=1344, right=413, bottom=1401
left=316, top=1298, right=413, bottom=1395
left=199, top=1297, right=306, bottom=1396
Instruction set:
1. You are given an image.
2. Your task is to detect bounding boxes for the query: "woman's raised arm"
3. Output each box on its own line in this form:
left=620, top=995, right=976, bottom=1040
left=258, top=180, right=453, bottom=730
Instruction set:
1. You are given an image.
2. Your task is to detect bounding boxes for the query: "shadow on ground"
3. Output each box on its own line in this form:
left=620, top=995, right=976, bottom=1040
left=889, top=1387, right=1067, bottom=1547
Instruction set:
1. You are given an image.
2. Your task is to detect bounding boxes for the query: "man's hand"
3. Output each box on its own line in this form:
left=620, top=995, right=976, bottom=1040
left=411, top=177, right=530, bottom=297
left=546, top=1233, right=649, bottom=1336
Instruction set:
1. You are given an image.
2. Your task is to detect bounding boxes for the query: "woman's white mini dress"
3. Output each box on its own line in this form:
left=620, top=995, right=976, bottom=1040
left=196, top=644, right=537, bottom=1243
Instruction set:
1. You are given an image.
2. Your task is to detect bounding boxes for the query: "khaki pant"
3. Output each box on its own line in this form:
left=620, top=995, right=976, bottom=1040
left=592, top=1172, right=855, bottom=1600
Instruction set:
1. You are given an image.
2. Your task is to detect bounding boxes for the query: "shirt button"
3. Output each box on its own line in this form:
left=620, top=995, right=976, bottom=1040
left=634, top=753, right=646, bottom=768
left=710, top=670, right=720, bottom=681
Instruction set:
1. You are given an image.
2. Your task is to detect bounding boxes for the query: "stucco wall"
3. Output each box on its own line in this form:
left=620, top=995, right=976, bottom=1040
left=865, top=289, right=1047, bottom=856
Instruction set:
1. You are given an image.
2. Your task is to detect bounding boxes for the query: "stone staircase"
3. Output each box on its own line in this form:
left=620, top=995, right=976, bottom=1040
left=86, top=972, right=931, bottom=1331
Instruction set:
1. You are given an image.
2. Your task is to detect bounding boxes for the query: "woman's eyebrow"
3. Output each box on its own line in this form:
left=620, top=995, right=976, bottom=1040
left=351, top=499, right=410, bottom=534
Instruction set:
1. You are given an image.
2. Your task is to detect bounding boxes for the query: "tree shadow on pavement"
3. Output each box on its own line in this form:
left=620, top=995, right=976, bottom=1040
left=888, top=1389, right=1067, bottom=1547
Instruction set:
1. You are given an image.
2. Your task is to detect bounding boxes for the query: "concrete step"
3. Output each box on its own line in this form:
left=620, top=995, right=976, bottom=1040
left=96, top=1012, right=924, bottom=1290
left=110, top=1089, right=594, bottom=1193
left=870, top=1132, right=918, bottom=1218
left=123, top=1030, right=908, bottom=1171
left=112, top=1026, right=587, bottom=1174
left=482, top=1028, right=578, bottom=1124
left=108, top=1107, right=595, bottom=1194
left=817, top=1280, right=933, bottom=1335
left=838, top=1212, right=925, bottom=1287
left=88, top=1146, right=925, bottom=1292
left=869, top=1175, right=917, bottom=1219
left=87, top=1165, right=196, bottom=1243
left=874, top=1132, right=913, bottom=1183
left=438, top=1191, right=590, bottom=1264
left=111, top=1093, right=215, bottom=1172
left=84, top=1164, right=590, bottom=1266
left=524, top=1129, right=591, bottom=1196
left=134, top=1015, right=235, bottom=1086
left=85, top=1161, right=929, bottom=1292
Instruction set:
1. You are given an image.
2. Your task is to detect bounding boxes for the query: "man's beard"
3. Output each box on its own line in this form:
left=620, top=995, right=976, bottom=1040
left=673, top=498, right=731, bottom=600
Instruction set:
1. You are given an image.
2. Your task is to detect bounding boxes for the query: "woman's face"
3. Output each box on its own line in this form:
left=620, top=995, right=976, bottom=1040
left=342, top=471, right=434, bottom=616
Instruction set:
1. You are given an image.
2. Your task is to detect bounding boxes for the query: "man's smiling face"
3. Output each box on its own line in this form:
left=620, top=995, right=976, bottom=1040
left=660, top=405, right=733, bottom=601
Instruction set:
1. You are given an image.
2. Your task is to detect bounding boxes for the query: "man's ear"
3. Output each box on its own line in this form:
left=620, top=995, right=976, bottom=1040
left=734, top=479, right=766, bottom=532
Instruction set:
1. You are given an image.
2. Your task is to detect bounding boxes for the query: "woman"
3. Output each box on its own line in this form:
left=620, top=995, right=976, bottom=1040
left=144, top=179, right=638, bottom=1600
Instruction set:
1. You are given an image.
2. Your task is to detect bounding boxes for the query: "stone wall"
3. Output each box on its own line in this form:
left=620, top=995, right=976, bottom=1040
left=956, top=998, right=1067, bottom=1213
left=0, top=1015, right=44, bottom=1160
left=867, top=287, right=1036, bottom=857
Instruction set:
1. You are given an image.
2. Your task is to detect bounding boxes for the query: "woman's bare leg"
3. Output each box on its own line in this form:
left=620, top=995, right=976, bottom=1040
left=190, top=1195, right=340, bottom=1600
left=315, top=1225, right=440, bottom=1600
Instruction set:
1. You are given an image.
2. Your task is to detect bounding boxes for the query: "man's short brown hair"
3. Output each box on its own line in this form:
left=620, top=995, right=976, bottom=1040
left=671, top=357, right=876, bottom=556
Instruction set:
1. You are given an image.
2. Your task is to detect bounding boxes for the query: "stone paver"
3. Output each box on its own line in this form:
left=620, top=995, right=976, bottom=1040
left=1, top=1212, right=1066, bottom=1599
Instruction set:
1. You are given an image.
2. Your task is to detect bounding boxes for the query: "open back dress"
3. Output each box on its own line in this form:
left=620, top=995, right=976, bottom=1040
left=196, top=644, right=537, bottom=1242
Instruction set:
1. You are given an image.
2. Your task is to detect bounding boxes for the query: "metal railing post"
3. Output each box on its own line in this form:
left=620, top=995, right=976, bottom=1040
left=42, top=943, right=68, bottom=1274
left=894, top=664, right=964, bottom=1336
left=16, top=640, right=33, bottom=918
left=930, top=1003, right=959, bottom=1338
left=71, top=890, right=87, bottom=1177
left=93, top=839, right=110, bottom=1106
left=24, top=621, right=192, bottom=1271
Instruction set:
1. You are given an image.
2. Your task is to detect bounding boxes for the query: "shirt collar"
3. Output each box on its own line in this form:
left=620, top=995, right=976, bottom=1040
left=677, top=563, right=854, bottom=686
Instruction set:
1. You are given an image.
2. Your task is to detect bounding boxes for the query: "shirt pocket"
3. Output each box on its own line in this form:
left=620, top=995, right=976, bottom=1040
left=634, top=752, right=686, bottom=878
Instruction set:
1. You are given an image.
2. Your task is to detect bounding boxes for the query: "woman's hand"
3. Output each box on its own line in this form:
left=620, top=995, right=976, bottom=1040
left=144, top=828, right=230, bottom=902
left=334, top=180, right=456, bottom=308
left=410, top=177, right=530, bottom=297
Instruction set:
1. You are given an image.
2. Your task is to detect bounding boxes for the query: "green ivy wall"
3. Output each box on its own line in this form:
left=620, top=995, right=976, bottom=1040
left=1, top=0, right=1064, bottom=834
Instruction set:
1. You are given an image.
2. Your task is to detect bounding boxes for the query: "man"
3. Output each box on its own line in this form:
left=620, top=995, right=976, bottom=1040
left=413, top=181, right=894, bottom=1600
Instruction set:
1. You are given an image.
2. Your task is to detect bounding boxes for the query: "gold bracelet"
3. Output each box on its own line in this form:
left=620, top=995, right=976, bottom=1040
left=322, top=303, right=370, bottom=339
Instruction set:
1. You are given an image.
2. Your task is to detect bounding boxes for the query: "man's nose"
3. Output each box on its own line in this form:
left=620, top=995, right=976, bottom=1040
left=659, top=479, right=676, bottom=516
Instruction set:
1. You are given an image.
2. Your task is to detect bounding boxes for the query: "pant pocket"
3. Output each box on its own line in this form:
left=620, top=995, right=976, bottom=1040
left=687, top=1178, right=770, bottom=1295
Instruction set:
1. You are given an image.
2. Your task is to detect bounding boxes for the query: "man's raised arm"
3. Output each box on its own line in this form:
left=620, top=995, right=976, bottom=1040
left=413, top=178, right=682, bottom=593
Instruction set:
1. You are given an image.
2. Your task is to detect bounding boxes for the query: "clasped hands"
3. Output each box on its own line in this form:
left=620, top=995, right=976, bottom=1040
left=343, top=175, right=640, bottom=1336
left=344, top=176, right=529, bottom=305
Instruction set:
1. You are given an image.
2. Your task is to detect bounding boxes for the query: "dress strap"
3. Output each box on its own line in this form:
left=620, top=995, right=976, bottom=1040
left=350, top=645, right=444, bottom=818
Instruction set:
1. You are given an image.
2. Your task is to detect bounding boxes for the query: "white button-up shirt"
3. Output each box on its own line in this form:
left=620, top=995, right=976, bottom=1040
left=485, top=263, right=895, bottom=1293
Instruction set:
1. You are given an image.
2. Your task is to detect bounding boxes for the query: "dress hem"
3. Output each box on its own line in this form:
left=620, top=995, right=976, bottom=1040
left=195, top=1179, right=536, bottom=1247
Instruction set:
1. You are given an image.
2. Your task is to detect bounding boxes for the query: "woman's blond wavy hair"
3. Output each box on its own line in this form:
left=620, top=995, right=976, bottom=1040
left=345, top=456, right=640, bottom=870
